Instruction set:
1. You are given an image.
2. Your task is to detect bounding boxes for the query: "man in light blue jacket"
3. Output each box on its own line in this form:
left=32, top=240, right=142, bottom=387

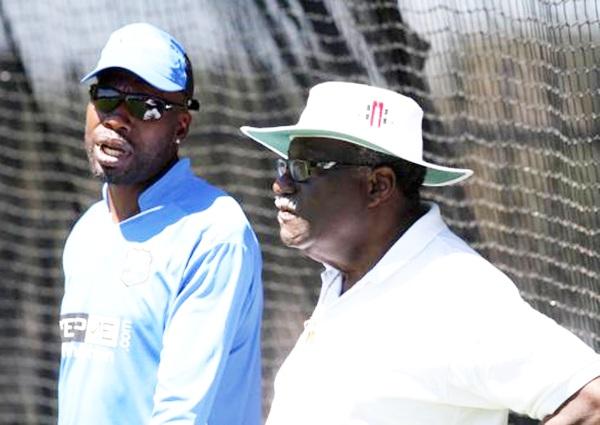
left=58, top=23, right=263, bottom=425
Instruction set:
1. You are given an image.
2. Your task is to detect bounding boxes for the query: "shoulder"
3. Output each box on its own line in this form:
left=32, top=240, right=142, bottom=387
left=62, top=200, right=108, bottom=271
left=169, top=176, right=259, bottom=248
left=175, top=173, right=242, bottom=213
left=405, top=224, right=523, bottom=317
left=65, top=200, right=106, bottom=243
left=419, top=225, right=512, bottom=284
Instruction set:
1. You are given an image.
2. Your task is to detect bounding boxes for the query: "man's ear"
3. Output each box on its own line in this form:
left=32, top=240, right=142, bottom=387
left=175, top=111, right=192, bottom=141
left=367, top=166, right=397, bottom=208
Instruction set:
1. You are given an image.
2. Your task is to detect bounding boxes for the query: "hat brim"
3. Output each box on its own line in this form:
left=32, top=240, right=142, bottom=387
left=240, top=125, right=472, bottom=187
left=80, top=64, right=184, bottom=92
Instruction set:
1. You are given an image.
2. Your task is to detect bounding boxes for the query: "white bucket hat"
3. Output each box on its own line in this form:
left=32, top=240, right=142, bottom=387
left=240, top=81, right=472, bottom=186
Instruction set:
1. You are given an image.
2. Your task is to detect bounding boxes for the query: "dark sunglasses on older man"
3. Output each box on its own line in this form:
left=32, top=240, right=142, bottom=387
left=276, top=158, right=372, bottom=182
left=89, top=84, right=188, bottom=122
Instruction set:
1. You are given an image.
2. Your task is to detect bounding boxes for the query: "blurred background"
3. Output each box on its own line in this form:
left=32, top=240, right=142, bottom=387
left=0, top=0, right=598, bottom=423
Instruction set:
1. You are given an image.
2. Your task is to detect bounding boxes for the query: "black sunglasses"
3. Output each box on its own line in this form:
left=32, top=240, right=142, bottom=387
left=276, top=158, right=372, bottom=182
left=89, top=84, right=188, bottom=121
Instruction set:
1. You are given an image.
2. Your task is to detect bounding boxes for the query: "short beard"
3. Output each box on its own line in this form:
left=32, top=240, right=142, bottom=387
left=89, top=155, right=178, bottom=187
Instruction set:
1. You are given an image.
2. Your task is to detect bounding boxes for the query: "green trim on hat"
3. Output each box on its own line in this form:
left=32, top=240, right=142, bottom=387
left=424, top=169, right=467, bottom=186
left=243, top=128, right=396, bottom=158
left=242, top=126, right=471, bottom=187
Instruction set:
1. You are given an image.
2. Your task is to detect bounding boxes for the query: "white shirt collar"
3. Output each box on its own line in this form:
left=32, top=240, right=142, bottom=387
left=317, top=202, right=449, bottom=306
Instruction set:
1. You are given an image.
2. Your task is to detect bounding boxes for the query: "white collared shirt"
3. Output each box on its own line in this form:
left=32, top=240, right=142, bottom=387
left=266, top=203, right=600, bottom=425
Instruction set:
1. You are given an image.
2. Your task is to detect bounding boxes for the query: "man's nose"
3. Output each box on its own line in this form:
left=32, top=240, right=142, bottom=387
left=98, top=102, right=132, bottom=135
left=273, top=170, right=297, bottom=195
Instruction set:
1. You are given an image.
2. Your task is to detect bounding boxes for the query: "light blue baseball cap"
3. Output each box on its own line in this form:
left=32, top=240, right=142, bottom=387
left=81, top=22, right=199, bottom=109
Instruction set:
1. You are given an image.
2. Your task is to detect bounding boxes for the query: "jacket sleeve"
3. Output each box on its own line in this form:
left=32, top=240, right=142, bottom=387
left=149, top=228, right=263, bottom=424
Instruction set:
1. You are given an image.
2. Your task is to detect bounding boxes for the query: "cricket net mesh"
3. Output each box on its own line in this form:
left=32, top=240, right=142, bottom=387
left=0, top=0, right=597, bottom=423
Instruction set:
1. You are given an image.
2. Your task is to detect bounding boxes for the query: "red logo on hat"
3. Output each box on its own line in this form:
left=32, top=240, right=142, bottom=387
left=366, top=101, right=387, bottom=127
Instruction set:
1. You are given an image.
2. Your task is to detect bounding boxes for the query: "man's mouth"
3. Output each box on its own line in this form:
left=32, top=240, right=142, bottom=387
left=94, top=138, right=132, bottom=165
left=100, top=144, right=126, bottom=157
left=274, top=196, right=297, bottom=213
left=274, top=196, right=298, bottom=221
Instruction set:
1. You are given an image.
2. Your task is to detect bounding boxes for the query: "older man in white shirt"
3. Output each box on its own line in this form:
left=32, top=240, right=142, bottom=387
left=241, top=81, right=600, bottom=425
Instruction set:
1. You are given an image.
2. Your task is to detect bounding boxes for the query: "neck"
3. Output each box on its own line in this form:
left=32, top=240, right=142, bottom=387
left=106, top=157, right=178, bottom=223
left=107, top=184, right=144, bottom=222
left=322, top=202, right=426, bottom=294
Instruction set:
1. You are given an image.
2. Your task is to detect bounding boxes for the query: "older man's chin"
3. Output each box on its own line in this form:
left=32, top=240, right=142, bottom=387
left=279, top=226, right=312, bottom=251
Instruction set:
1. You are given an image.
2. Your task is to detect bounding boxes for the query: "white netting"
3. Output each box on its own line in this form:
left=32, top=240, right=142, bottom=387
left=0, top=1, right=597, bottom=423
